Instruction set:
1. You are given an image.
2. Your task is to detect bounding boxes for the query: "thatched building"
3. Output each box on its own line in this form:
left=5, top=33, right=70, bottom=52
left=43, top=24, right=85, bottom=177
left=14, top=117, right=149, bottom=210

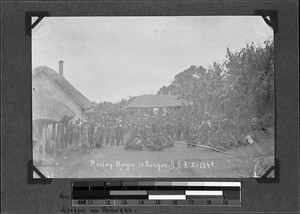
left=32, top=61, right=92, bottom=121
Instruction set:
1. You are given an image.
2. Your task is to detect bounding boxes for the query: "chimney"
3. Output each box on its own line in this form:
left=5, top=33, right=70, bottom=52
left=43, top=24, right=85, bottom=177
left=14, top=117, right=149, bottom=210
left=59, top=60, right=64, bottom=76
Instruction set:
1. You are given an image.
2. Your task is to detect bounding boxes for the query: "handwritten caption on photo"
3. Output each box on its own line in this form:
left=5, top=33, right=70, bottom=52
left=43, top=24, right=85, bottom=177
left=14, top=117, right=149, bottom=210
left=91, top=160, right=215, bottom=171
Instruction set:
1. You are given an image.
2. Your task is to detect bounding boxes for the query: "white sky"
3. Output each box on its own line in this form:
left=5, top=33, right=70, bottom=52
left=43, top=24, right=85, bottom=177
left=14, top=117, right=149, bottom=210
left=32, top=16, right=273, bottom=103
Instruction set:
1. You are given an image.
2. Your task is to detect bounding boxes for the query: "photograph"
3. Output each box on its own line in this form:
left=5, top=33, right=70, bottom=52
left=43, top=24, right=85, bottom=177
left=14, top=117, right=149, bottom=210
left=32, top=16, right=274, bottom=178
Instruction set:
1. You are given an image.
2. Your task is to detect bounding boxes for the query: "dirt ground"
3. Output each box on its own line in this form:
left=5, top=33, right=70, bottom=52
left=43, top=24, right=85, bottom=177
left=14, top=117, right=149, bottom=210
left=35, top=130, right=274, bottom=178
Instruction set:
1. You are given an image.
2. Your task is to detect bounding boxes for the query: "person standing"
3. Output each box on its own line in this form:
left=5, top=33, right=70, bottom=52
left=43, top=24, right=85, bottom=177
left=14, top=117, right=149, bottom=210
left=105, top=126, right=110, bottom=145
left=139, top=123, right=146, bottom=143
left=67, top=121, right=74, bottom=149
left=95, top=123, right=104, bottom=148
left=110, top=125, right=116, bottom=146
left=176, top=119, right=183, bottom=140
left=77, top=119, right=82, bottom=148
left=87, top=122, right=91, bottom=148
left=115, top=124, right=121, bottom=146
left=99, top=124, right=105, bottom=147
left=201, top=121, right=210, bottom=145
left=94, top=124, right=98, bottom=147
left=187, top=125, right=198, bottom=147
left=74, top=123, right=80, bottom=147
left=119, top=124, right=124, bottom=145
left=250, top=116, right=261, bottom=132
left=79, top=122, right=84, bottom=152
left=82, top=122, right=89, bottom=154
left=249, top=116, right=261, bottom=143
left=183, top=120, right=190, bottom=141
left=89, top=122, right=95, bottom=148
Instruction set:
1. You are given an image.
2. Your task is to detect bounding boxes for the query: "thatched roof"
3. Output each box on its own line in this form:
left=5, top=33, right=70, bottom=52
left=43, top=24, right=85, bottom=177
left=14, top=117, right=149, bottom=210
left=33, top=66, right=92, bottom=110
left=124, top=94, right=183, bottom=109
left=32, top=87, right=75, bottom=122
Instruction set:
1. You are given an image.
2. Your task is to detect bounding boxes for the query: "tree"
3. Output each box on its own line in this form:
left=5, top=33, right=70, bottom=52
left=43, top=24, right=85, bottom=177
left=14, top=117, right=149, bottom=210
left=223, top=39, right=274, bottom=126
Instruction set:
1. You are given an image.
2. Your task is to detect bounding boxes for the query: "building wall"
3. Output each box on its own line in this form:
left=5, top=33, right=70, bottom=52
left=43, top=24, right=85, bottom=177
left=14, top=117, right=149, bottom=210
left=33, top=72, right=86, bottom=121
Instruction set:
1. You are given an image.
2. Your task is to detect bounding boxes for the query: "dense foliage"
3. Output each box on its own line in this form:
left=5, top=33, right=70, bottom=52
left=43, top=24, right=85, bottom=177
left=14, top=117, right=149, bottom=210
left=157, top=39, right=274, bottom=147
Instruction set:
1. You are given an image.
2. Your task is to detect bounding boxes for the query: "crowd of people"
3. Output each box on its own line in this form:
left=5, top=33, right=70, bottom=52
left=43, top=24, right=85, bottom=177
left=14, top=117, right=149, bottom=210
left=65, top=118, right=124, bottom=154
left=62, top=108, right=250, bottom=153
left=32, top=106, right=265, bottom=167
left=32, top=105, right=267, bottom=166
